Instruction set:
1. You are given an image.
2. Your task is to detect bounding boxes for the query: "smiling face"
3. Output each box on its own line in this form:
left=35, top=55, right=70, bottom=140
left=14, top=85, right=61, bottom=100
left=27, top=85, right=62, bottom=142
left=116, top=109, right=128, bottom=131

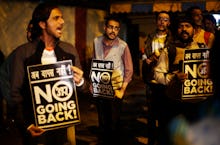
left=42, top=8, right=64, bottom=39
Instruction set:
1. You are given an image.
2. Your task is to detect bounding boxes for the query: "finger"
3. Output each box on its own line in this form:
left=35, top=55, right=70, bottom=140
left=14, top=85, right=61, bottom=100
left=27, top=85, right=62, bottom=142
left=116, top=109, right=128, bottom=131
left=116, top=76, right=123, bottom=82
left=72, top=66, right=83, bottom=83
left=112, top=81, right=122, bottom=86
left=112, top=70, right=122, bottom=79
left=112, top=83, right=122, bottom=90
left=71, top=66, right=83, bottom=76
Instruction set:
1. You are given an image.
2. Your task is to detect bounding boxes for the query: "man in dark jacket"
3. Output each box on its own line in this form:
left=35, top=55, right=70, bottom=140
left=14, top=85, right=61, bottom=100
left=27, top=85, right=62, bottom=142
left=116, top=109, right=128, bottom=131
left=142, top=11, right=176, bottom=145
left=10, top=3, right=86, bottom=145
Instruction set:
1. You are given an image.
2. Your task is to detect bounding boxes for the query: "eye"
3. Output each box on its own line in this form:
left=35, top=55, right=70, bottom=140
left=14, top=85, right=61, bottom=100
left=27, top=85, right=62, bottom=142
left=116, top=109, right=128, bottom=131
left=54, top=16, right=59, bottom=21
left=107, top=25, right=120, bottom=31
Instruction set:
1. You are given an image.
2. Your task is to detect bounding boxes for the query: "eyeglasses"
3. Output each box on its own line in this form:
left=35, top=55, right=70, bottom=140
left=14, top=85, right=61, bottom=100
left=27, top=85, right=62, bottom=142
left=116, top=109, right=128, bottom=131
left=106, top=25, right=120, bottom=31
left=158, top=17, right=169, bottom=22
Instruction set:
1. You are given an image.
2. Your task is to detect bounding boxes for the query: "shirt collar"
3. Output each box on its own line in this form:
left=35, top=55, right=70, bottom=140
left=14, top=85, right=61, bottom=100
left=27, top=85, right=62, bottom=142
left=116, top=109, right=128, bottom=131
left=102, top=36, right=119, bottom=47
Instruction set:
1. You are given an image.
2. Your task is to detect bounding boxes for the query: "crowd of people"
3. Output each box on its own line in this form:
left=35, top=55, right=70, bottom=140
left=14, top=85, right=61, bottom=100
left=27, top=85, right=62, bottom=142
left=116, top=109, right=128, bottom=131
left=0, top=2, right=132, bottom=145
left=0, top=2, right=220, bottom=145
left=142, top=6, right=220, bottom=145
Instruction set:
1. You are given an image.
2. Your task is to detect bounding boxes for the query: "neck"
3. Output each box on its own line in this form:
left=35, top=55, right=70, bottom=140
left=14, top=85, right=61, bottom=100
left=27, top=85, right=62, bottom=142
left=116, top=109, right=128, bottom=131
left=104, top=37, right=115, bottom=46
left=40, top=35, right=56, bottom=50
left=157, top=29, right=168, bottom=36
left=194, top=26, right=202, bottom=34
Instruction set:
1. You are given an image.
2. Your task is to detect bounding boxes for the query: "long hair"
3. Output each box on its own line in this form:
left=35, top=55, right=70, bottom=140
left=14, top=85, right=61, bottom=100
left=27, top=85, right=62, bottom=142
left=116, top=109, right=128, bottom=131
left=28, top=2, right=58, bottom=41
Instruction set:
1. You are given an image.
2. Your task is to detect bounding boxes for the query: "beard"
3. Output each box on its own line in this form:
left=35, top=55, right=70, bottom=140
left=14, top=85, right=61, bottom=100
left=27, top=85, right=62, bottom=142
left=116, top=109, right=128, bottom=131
left=104, top=32, right=116, bottom=40
left=178, top=31, right=193, bottom=44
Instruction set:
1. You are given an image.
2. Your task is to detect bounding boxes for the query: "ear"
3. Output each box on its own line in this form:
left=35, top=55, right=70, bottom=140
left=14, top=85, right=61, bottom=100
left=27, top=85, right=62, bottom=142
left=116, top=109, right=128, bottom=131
left=168, top=21, right=171, bottom=26
left=39, top=21, right=46, bottom=29
left=104, top=25, right=107, bottom=31
left=193, top=28, right=196, bottom=35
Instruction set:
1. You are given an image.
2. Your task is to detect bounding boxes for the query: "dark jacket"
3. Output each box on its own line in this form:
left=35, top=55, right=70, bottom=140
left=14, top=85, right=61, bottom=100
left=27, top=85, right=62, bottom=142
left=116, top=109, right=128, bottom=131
left=10, top=39, right=86, bottom=129
left=142, top=30, right=176, bottom=84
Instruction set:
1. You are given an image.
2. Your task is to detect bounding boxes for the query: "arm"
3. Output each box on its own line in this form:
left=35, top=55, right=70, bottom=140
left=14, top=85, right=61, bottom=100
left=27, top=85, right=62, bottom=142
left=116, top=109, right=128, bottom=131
left=10, top=45, right=45, bottom=136
left=61, top=42, right=88, bottom=91
left=115, top=45, right=133, bottom=99
left=207, top=32, right=215, bottom=49
left=153, top=45, right=181, bottom=85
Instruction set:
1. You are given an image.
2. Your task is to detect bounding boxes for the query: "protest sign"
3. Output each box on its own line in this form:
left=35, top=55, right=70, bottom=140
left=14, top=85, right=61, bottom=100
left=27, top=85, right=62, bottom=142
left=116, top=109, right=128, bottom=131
left=90, top=59, right=114, bottom=99
left=182, top=48, right=213, bottom=100
left=27, top=60, right=80, bottom=130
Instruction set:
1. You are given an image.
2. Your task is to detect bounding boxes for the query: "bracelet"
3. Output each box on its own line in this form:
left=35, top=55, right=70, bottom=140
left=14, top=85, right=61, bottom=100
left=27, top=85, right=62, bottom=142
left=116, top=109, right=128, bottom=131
left=27, top=124, right=34, bottom=131
left=76, top=78, right=84, bottom=87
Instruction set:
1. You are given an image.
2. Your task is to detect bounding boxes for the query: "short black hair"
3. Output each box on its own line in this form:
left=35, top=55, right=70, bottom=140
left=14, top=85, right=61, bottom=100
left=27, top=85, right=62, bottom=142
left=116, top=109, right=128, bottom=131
left=186, top=6, right=202, bottom=17
left=155, top=11, right=170, bottom=20
left=204, top=14, right=216, bottom=26
left=104, top=14, right=121, bottom=26
left=177, top=16, right=195, bottom=27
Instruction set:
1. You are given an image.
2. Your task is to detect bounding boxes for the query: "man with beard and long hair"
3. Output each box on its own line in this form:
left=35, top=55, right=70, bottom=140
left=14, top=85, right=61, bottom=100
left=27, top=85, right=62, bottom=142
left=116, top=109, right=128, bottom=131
left=154, top=16, right=215, bottom=145
left=141, top=11, right=176, bottom=145
left=91, top=14, right=133, bottom=145
left=171, top=16, right=214, bottom=123
left=143, top=13, right=213, bottom=145
left=10, top=2, right=87, bottom=145
left=166, top=16, right=220, bottom=145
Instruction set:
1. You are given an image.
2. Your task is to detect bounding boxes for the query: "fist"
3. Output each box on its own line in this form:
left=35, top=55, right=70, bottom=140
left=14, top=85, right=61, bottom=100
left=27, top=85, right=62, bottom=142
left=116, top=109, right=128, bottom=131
left=111, top=70, right=123, bottom=90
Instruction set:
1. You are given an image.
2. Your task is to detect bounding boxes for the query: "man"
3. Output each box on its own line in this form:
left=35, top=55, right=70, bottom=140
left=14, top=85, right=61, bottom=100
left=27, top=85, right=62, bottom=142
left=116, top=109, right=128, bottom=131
left=155, top=15, right=216, bottom=145
left=203, top=14, right=218, bottom=35
left=10, top=3, right=86, bottom=145
left=173, top=17, right=202, bottom=66
left=91, top=14, right=133, bottom=145
left=186, top=6, right=215, bottom=49
left=168, top=16, right=220, bottom=145
left=142, top=11, right=176, bottom=145
left=142, top=11, right=175, bottom=84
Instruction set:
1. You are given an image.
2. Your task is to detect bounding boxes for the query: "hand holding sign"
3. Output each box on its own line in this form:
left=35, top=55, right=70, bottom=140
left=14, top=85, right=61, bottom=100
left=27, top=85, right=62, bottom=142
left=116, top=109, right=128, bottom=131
left=111, top=69, right=123, bottom=90
left=28, top=124, right=45, bottom=137
left=175, top=72, right=188, bottom=83
left=71, top=66, right=84, bottom=86
left=28, top=60, right=80, bottom=130
left=114, top=89, right=124, bottom=99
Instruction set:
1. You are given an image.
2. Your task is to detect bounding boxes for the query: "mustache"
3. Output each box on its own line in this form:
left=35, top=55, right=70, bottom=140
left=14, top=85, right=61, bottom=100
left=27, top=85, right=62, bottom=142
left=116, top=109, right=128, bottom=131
left=109, top=32, right=116, bottom=36
left=180, top=30, right=189, bottom=36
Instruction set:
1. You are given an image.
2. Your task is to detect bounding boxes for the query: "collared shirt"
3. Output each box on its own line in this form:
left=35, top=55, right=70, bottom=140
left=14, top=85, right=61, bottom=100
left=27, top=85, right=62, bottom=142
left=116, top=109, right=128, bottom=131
left=94, top=36, right=133, bottom=83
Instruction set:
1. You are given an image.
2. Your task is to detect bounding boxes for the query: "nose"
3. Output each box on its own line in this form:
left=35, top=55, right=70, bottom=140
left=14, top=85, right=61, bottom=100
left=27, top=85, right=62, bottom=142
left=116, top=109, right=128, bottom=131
left=182, top=26, right=187, bottom=31
left=59, top=17, right=64, bottom=24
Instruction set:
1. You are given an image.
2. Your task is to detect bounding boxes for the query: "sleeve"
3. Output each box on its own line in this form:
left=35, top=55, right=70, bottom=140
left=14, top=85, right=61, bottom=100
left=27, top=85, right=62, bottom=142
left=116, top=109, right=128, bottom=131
left=61, top=42, right=89, bottom=92
left=153, top=49, right=175, bottom=85
left=0, top=52, right=14, bottom=104
left=11, top=47, right=26, bottom=104
left=154, top=71, right=175, bottom=85
left=10, top=46, right=33, bottom=129
left=72, top=46, right=82, bottom=69
left=122, top=45, right=133, bottom=83
left=60, top=42, right=82, bottom=69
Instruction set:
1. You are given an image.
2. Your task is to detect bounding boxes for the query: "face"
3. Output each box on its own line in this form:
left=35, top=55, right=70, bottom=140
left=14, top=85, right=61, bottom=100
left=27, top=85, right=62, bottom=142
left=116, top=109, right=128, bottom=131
left=156, top=13, right=170, bottom=32
left=43, top=8, right=64, bottom=39
left=178, top=22, right=194, bottom=42
left=104, top=20, right=120, bottom=40
left=204, top=19, right=215, bottom=32
left=191, top=9, right=203, bottom=26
